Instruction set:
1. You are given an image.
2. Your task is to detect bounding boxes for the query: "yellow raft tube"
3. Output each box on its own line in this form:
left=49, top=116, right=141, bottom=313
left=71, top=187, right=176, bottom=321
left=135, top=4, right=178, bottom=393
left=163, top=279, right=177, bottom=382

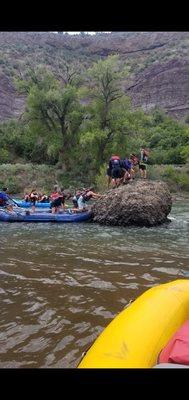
left=78, top=279, right=189, bottom=368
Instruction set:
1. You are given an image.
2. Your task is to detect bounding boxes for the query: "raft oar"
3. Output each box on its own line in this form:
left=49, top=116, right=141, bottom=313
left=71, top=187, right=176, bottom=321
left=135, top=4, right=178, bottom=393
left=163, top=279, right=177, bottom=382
left=7, top=195, right=21, bottom=207
left=3, top=195, right=24, bottom=216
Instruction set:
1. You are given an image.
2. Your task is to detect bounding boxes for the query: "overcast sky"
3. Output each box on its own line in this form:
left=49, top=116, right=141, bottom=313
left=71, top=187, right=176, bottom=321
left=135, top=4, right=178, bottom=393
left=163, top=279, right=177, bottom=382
left=59, top=32, right=111, bottom=35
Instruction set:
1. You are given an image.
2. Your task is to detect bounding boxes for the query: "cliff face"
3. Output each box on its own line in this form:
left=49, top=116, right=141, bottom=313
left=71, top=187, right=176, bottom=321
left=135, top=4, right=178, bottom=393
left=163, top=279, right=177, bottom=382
left=0, top=72, right=25, bottom=120
left=126, top=59, right=189, bottom=120
left=0, top=31, right=189, bottom=122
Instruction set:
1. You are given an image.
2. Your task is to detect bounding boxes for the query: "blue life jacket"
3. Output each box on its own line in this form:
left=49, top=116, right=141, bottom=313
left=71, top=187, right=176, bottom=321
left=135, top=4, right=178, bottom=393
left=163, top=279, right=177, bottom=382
left=122, top=159, right=132, bottom=170
left=0, top=192, right=9, bottom=206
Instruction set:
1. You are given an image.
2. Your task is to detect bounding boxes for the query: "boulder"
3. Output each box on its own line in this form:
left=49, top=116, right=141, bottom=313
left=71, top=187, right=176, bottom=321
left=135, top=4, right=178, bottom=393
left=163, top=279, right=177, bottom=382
left=91, top=180, right=172, bottom=227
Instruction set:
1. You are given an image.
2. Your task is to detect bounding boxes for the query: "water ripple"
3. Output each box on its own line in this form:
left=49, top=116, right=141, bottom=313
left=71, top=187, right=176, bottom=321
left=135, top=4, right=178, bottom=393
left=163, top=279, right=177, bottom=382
left=0, top=200, right=188, bottom=367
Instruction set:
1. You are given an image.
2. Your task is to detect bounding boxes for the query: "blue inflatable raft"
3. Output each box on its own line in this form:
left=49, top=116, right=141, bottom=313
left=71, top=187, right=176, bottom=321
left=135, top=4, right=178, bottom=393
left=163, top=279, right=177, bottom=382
left=0, top=209, right=92, bottom=223
left=13, top=199, right=51, bottom=208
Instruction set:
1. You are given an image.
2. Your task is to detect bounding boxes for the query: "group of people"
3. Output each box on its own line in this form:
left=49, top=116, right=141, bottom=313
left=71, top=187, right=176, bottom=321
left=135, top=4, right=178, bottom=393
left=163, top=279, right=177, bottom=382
left=24, top=185, right=102, bottom=213
left=0, top=185, right=102, bottom=214
left=24, top=186, right=70, bottom=213
left=106, top=147, right=149, bottom=188
left=0, top=147, right=149, bottom=214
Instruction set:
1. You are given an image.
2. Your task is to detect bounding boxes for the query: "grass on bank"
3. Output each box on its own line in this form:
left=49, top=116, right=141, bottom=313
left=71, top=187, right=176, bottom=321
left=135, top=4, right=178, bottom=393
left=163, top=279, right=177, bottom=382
left=0, top=163, right=189, bottom=196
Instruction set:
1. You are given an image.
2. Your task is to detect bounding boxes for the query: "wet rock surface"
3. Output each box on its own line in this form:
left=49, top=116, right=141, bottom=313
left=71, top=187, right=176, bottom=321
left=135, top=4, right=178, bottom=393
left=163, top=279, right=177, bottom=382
left=91, top=180, right=172, bottom=227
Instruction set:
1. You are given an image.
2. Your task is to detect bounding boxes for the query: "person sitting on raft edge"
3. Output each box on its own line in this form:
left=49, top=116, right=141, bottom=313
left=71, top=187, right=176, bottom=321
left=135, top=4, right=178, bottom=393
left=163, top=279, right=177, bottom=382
left=71, top=187, right=103, bottom=213
left=0, top=187, right=14, bottom=212
left=29, top=189, right=39, bottom=212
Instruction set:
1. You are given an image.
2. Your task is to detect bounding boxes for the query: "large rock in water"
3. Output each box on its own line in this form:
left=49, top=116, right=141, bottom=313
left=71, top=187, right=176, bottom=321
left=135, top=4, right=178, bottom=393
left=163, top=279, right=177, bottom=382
left=91, top=180, right=172, bottom=227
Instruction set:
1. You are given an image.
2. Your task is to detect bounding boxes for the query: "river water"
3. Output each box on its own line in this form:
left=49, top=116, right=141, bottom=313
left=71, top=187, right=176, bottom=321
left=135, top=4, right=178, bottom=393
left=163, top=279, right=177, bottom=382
left=0, top=199, right=189, bottom=368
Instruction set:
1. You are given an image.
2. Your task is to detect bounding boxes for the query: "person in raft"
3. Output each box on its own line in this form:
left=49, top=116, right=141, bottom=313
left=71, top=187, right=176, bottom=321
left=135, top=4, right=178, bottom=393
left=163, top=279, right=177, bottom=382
left=72, top=188, right=102, bottom=212
left=0, top=187, right=14, bottom=212
left=49, top=185, right=65, bottom=214
left=29, top=189, right=39, bottom=212
left=38, top=193, right=50, bottom=203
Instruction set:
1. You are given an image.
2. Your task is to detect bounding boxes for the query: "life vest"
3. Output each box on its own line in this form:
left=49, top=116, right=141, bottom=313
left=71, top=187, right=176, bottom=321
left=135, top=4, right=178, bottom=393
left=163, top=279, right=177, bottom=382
left=82, top=191, right=93, bottom=202
left=158, top=320, right=189, bottom=365
left=29, top=192, right=38, bottom=200
left=50, top=191, right=60, bottom=201
left=40, top=195, right=49, bottom=203
left=141, top=149, right=149, bottom=162
left=0, top=192, right=8, bottom=206
left=143, top=149, right=149, bottom=156
left=24, top=194, right=30, bottom=201
left=130, top=155, right=139, bottom=165
left=122, top=158, right=132, bottom=170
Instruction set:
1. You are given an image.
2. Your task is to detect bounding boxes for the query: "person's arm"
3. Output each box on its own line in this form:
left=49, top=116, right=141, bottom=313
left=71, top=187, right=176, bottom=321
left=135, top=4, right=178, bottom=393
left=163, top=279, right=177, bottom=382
left=91, top=192, right=105, bottom=198
left=4, top=193, right=10, bottom=201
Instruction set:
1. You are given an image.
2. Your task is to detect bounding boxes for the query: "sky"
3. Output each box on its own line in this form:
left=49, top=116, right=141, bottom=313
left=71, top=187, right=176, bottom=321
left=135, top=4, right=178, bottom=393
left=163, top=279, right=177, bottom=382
left=67, top=32, right=96, bottom=35
left=56, top=32, right=111, bottom=35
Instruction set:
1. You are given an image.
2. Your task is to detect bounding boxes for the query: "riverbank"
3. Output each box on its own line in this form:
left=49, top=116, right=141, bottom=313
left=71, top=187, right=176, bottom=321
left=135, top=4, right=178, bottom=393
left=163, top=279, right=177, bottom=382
left=0, top=162, right=189, bottom=197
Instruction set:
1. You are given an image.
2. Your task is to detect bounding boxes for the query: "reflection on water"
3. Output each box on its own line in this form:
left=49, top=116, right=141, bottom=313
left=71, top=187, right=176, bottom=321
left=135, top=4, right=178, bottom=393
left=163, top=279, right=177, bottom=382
left=0, top=200, right=189, bottom=367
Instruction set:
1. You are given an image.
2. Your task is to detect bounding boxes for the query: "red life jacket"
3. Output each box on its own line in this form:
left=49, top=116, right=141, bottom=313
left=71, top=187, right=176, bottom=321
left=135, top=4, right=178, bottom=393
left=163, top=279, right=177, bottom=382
left=158, top=320, right=189, bottom=365
left=50, top=191, right=60, bottom=201
left=131, top=155, right=139, bottom=165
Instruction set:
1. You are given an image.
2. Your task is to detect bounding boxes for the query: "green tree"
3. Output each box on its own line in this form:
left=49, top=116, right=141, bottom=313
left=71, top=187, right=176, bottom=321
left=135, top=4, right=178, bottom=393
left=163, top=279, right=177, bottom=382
left=80, top=55, right=130, bottom=166
left=15, top=66, right=84, bottom=168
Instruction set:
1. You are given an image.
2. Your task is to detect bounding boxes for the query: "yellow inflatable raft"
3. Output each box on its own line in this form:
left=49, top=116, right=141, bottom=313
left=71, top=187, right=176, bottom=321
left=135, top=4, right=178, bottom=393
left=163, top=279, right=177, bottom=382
left=78, top=279, right=189, bottom=368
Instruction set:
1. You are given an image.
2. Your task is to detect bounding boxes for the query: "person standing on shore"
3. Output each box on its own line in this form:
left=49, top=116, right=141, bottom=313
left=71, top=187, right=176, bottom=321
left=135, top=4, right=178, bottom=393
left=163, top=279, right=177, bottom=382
left=139, top=147, right=149, bottom=179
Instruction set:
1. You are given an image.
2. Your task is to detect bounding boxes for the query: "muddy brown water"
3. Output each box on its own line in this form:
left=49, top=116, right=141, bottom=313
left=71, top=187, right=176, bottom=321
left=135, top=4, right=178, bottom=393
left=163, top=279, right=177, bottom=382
left=0, top=199, right=189, bottom=368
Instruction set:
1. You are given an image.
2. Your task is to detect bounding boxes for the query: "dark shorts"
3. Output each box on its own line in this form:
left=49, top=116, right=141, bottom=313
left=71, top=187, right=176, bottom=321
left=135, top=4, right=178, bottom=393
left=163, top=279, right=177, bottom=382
left=112, top=167, right=122, bottom=179
left=30, top=195, right=38, bottom=205
left=30, top=199, right=36, bottom=205
left=72, top=199, right=78, bottom=208
left=139, top=163, right=147, bottom=170
left=51, top=197, right=63, bottom=208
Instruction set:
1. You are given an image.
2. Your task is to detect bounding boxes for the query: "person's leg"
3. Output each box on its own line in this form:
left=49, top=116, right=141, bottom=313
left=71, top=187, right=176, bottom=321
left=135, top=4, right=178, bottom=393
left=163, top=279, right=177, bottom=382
left=107, top=175, right=111, bottom=188
left=106, top=167, right=111, bottom=188
left=114, top=168, right=121, bottom=187
left=122, top=169, right=127, bottom=183
left=51, top=199, right=57, bottom=213
left=6, top=205, right=13, bottom=212
left=31, top=200, right=36, bottom=212
left=125, top=170, right=131, bottom=182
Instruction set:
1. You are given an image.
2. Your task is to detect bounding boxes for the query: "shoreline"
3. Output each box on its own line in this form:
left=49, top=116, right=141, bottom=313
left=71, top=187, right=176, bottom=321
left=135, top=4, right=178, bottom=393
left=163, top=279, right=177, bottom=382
left=171, top=192, right=189, bottom=202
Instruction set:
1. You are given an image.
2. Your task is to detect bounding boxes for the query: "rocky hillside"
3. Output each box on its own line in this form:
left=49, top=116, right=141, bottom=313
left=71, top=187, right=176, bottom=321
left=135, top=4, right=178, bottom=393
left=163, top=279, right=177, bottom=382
left=0, top=31, right=189, bottom=121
